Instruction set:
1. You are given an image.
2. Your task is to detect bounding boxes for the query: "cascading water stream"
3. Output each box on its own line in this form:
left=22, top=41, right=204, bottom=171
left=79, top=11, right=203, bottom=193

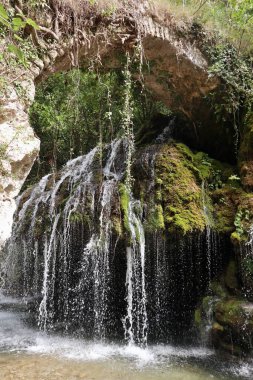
left=123, top=196, right=148, bottom=346
left=201, top=181, right=221, bottom=291
left=38, top=214, right=60, bottom=331
left=201, top=181, right=212, bottom=287
left=247, top=225, right=253, bottom=248
left=4, top=139, right=150, bottom=343
left=241, top=225, right=253, bottom=300
left=2, top=137, right=229, bottom=348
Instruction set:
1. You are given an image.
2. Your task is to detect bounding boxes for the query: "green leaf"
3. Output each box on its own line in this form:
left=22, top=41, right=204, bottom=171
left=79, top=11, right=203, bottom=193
left=26, top=18, right=40, bottom=30
left=0, top=17, right=10, bottom=27
left=0, top=4, right=8, bottom=21
left=7, top=44, right=25, bottom=62
left=13, top=34, right=23, bottom=42
left=12, top=17, right=26, bottom=31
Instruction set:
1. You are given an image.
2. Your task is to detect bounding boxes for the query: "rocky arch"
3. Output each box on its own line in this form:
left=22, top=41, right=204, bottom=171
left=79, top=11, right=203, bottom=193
left=0, top=0, right=220, bottom=246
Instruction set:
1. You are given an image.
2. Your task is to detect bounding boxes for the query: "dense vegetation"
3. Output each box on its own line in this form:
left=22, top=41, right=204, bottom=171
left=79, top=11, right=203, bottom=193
left=159, top=0, right=253, bottom=52
left=28, top=68, right=171, bottom=182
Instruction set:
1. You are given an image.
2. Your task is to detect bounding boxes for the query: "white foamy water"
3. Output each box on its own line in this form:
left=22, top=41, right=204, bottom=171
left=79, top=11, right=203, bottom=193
left=0, top=301, right=209, bottom=365
left=0, top=292, right=253, bottom=380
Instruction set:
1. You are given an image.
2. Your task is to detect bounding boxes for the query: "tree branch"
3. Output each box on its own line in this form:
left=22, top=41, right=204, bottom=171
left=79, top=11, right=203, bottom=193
left=14, top=4, right=59, bottom=43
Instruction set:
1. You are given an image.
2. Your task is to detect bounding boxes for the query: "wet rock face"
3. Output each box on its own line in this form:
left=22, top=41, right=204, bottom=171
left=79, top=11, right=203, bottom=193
left=199, top=296, right=253, bottom=356
left=195, top=254, right=253, bottom=356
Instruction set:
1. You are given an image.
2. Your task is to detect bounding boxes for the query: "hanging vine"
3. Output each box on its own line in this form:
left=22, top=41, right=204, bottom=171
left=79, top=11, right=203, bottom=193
left=121, top=52, right=135, bottom=191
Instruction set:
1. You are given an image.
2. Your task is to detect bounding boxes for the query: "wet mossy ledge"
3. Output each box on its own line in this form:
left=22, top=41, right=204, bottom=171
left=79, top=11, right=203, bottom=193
left=133, top=140, right=253, bottom=240
left=195, top=282, right=253, bottom=356
left=17, top=138, right=253, bottom=242
left=194, top=248, right=253, bottom=357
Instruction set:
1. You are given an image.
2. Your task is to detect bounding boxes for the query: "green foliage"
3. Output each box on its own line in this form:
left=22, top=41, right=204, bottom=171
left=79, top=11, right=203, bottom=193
left=207, top=43, right=253, bottom=117
left=0, top=4, right=10, bottom=28
left=29, top=70, right=124, bottom=177
left=160, top=0, right=253, bottom=50
left=226, top=0, right=253, bottom=47
left=122, top=53, right=135, bottom=190
left=0, top=3, right=39, bottom=67
left=28, top=67, right=167, bottom=183
left=27, top=0, right=48, bottom=9
left=234, top=208, right=250, bottom=236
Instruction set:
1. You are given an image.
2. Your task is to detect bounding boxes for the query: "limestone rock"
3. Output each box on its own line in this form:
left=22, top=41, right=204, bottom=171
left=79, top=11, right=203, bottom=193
left=0, top=86, right=40, bottom=247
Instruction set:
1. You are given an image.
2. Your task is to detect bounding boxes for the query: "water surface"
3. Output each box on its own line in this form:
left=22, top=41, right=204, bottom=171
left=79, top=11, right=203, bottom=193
left=0, top=293, right=252, bottom=380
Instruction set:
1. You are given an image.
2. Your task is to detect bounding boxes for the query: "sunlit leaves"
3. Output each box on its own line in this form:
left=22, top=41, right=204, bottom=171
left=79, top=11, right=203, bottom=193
left=0, top=4, right=40, bottom=67
left=227, top=0, right=253, bottom=28
left=26, top=18, right=40, bottom=30
left=0, top=4, right=11, bottom=27
left=7, top=44, right=25, bottom=64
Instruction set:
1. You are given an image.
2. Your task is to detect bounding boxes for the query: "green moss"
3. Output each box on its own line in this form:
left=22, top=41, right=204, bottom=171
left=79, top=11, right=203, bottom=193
left=153, top=141, right=245, bottom=235
left=194, top=308, right=202, bottom=327
left=145, top=204, right=165, bottom=232
left=112, top=215, right=123, bottom=236
left=215, top=299, right=245, bottom=327
left=155, top=143, right=206, bottom=234
left=137, top=139, right=253, bottom=237
left=225, top=260, right=239, bottom=290
left=69, top=211, right=91, bottom=225
left=119, top=183, right=130, bottom=232
left=230, top=231, right=242, bottom=244
left=212, top=191, right=237, bottom=233
left=211, top=187, right=252, bottom=234
left=212, top=322, right=224, bottom=332
left=202, top=296, right=214, bottom=314
left=210, top=281, right=227, bottom=298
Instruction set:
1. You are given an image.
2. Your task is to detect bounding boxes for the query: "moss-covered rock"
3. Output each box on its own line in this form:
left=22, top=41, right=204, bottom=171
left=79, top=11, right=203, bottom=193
left=118, top=183, right=130, bottom=232
left=145, top=204, right=165, bottom=232
left=215, top=299, right=246, bottom=327
left=154, top=143, right=206, bottom=234
left=196, top=285, right=253, bottom=355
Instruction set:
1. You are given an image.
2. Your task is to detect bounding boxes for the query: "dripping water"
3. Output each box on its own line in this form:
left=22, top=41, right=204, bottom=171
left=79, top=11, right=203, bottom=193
left=123, top=196, right=147, bottom=346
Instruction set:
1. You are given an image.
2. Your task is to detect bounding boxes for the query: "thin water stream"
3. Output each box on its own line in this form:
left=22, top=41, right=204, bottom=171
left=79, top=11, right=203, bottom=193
left=0, top=292, right=253, bottom=380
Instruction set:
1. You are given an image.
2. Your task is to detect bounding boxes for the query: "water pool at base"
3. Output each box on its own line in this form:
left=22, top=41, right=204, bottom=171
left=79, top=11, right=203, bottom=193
left=0, top=353, right=239, bottom=380
left=1, top=294, right=253, bottom=380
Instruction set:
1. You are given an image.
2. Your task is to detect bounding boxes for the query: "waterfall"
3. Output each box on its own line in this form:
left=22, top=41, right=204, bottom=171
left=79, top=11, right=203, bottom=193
left=3, top=139, right=229, bottom=346
left=247, top=226, right=253, bottom=249
left=201, top=182, right=221, bottom=289
left=77, top=178, right=116, bottom=339
left=239, top=225, right=253, bottom=300
left=201, top=181, right=212, bottom=287
left=155, top=118, right=175, bottom=144
left=123, top=196, right=148, bottom=346
left=38, top=214, right=60, bottom=330
left=3, top=140, right=127, bottom=335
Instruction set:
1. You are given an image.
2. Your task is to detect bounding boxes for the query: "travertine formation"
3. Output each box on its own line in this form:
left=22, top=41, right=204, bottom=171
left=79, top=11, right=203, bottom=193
left=0, top=0, right=219, bottom=245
